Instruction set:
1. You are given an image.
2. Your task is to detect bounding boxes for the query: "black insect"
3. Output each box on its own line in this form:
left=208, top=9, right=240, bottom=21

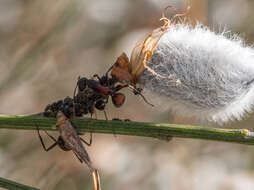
left=43, top=71, right=127, bottom=120
left=73, top=72, right=127, bottom=119
left=43, top=96, right=82, bottom=118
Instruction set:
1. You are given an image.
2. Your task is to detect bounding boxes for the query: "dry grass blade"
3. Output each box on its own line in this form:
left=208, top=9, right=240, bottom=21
left=91, top=169, right=101, bottom=190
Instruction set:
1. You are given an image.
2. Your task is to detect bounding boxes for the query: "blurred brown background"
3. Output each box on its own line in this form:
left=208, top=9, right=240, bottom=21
left=1, top=0, right=254, bottom=190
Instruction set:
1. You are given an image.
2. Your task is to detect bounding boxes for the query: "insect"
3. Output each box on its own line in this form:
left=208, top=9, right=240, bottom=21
left=44, top=68, right=152, bottom=121
left=37, top=111, right=101, bottom=190
left=73, top=73, right=127, bottom=119
left=98, top=62, right=153, bottom=106
left=43, top=96, right=78, bottom=118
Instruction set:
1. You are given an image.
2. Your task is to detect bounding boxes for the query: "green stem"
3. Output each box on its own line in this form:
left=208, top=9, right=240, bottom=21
left=0, top=177, right=39, bottom=190
left=0, top=114, right=254, bottom=145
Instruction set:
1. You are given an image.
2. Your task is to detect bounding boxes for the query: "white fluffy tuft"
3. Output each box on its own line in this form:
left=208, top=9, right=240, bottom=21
left=138, top=24, right=254, bottom=124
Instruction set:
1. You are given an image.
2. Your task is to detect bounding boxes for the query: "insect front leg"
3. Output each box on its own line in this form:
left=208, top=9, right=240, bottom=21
left=127, top=85, right=154, bottom=107
left=36, top=125, right=58, bottom=152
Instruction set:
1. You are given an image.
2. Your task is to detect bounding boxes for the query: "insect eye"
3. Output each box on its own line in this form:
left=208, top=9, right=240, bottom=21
left=112, top=93, right=125, bottom=107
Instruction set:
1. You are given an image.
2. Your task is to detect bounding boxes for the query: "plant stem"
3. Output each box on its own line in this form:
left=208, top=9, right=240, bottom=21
left=0, top=114, right=254, bottom=145
left=0, top=177, right=39, bottom=190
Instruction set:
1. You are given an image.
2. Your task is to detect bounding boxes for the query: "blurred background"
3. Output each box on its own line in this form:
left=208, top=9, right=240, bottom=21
left=1, top=0, right=254, bottom=189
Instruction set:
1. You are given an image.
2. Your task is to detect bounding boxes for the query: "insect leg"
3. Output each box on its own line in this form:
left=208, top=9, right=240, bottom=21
left=73, top=150, right=83, bottom=163
left=44, top=130, right=58, bottom=142
left=36, top=125, right=58, bottom=152
left=114, top=84, right=128, bottom=92
left=103, top=110, right=108, bottom=121
left=105, top=64, right=114, bottom=76
left=127, top=85, right=154, bottom=107
left=80, top=133, right=93, bottom=146
left=73, top=76, right=81, bottom=117
left=94, top=109, right=97, bottom=119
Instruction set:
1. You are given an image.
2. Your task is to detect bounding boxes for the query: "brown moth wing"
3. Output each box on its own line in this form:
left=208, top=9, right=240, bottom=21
left=111, top=52, right=135, bottom=85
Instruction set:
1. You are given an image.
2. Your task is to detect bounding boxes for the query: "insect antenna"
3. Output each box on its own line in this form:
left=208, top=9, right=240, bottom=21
left=105, top=64, right=114, bottom=77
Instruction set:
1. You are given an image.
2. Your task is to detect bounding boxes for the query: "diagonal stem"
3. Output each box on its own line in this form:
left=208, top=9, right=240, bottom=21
left=0, top=177, right=39, bottom=190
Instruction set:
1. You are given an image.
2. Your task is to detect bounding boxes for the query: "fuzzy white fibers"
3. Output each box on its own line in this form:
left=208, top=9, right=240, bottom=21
left=138, top=24, right=254, bottom=123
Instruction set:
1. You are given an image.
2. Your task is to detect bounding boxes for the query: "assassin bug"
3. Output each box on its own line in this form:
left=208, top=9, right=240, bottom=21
left=37, top=111, right=101, bottom=190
